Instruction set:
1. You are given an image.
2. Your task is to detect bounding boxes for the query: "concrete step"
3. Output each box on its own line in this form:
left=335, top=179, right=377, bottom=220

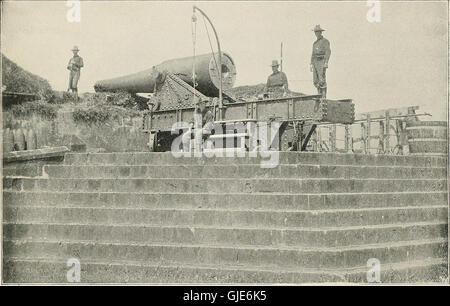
left=4, top=177, right=447, bottom=194
left=4, top=206, right=447, bottom=228
left=342, top=258, right=448, bottom=283
left=42, top=164, right=447, bottom=179
left=3, top=256, right=447, bottom=283
left=3, top=238, right=447, bottom=270
left=4, top=191, right=447, bottom=211
left=3, top=164, right=44, bottom=177
left=3, top=221, right=447, bottom=248
left=63, top=152, right=447, bottom=168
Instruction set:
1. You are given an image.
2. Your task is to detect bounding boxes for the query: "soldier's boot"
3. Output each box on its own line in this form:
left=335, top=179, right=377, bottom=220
left=74, top=89, right=79, bottom=102
left=321, top=87, right=327, bottom=99
left=317, top=87, right=324, bottom=97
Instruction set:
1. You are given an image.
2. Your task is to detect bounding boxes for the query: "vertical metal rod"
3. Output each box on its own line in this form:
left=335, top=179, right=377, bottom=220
left=360, top=122, right=366, bottom=154
left=378, top=120, right=385, bottom=154
left=395, top=120, right=404, bottom=155
left=298, top=122, right=304, bottom=151
left=385, top=111, right=390, bottom=154
left=316, top=127, right=322, bottom=152
left=366, top=114, right=371, bottom=154
left=348, top=125, right=353, bottom=153
left=344, top=124, right=351, bottom=153
left=193, top=6, right=223, bottom=119
left=280, top=42, right=283, bottom=72
left=329, top=124, right=337, bottom=152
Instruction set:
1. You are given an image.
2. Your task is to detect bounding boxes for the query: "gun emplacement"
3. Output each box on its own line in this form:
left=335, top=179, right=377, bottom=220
left=93, top=8, right=354, bottom=153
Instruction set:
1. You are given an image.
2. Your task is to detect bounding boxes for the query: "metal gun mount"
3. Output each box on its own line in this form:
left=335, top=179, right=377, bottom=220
left=139, top=70, right=354, bottom=152
left=95, top=54, right=354, bottom=152
left=94, top=8, right=354, bottom=152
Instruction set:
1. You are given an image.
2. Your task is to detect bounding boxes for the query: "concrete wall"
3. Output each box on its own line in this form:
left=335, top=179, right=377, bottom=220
left=2, top=110, right=148, bottom=152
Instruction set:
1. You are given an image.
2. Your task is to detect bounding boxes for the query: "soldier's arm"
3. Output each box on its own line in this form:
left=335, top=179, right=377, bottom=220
left=324, top=40, right=331, bottom=65
left=205, top=111, right=214, bottom=123
left=79, top=58, right=84, bottom=68
left=283, top=73, right=289, bottom=90
left=67, top=59, right=72, bottom=70
left=265, top=77, right=270, bottom=92
left=202, top=111, right=215, bottom=133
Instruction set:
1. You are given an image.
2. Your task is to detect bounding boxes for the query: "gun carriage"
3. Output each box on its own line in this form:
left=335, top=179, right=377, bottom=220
left=94, top=51, right=354, bottom=152
left=94, top=6, right=354, bottom=153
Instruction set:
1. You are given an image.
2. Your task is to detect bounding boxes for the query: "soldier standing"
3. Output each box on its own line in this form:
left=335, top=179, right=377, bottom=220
left=310, top=25, right=331, bottom=98
left=266, top=60, right=289, bottom=93
left=67, top=46, right=84, bottom=100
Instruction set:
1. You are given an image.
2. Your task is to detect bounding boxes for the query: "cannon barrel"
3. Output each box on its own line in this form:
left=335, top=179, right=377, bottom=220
left=94, top=52, right=236, bottom=97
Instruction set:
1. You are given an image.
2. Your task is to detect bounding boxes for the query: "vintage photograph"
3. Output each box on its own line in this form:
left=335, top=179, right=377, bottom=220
left=1, top=0, right=448, bottom=286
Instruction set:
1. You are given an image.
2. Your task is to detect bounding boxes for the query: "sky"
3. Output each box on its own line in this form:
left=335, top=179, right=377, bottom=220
left=1, top=1, right=448, bottom=119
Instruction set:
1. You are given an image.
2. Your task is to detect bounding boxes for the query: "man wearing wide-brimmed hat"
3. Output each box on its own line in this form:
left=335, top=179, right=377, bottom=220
left=67, top=46, right=84, bottom=100
left=266, top=60, right=289, bottom=93
left=310, top=25, right=331, bottom=98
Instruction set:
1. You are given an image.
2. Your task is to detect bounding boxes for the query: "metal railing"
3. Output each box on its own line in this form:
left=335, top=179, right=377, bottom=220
left=309, top=106, right=431, bottom=155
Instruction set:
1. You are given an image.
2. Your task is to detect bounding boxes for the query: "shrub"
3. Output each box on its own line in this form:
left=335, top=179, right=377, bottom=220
left=47, top=91, right=75, bottom=104
left=72, top=106, right=111, bottom=126
left=10, top=100, right=59, bottom=120
left=2, top=53, right=53, bottom=99
left=72, top=103, right=142, bottom=126
left=83, top=91, right=150, bottom=111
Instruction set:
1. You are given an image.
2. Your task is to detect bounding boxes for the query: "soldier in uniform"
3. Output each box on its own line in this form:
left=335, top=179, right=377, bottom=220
left=310, top=25, right=331, bottom=98
left=195, top=99, right=214, bottom=128
left=266, top=60, right=289, bottom=93
left=183, top=99, right=214, bottom=152
left=67, top=46, right=84, bottom=100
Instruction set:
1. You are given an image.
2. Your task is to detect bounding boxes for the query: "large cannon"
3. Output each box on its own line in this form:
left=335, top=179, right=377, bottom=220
left=94, top=51, right=354, bottom=153
left=94, top=52, right=236, bottom=97
left=93, top=5, right=354, bottom=153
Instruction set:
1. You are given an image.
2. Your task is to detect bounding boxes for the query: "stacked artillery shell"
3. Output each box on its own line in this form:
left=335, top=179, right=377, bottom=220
left=3, top=128, right=14, bottom=153
left=13, top=126, right=26, bottom=151
left=26, top=127, right=37, bottom=150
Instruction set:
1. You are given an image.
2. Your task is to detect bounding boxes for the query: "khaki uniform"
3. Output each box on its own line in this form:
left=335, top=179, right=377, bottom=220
left=311, top=37, right=331, bottom=94
left=186, top=109, right=214, bottom=147
left=67, top=55, right=84, bottom=90
left=202, top=110, right=214, bottom=127
left=193, top=108, right=214, bottom=128
left=266, top=71, right=288, bottom=91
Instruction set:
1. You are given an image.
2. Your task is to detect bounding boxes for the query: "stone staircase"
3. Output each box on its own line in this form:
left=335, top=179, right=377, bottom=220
left=3, top=152, right=448, bottom=283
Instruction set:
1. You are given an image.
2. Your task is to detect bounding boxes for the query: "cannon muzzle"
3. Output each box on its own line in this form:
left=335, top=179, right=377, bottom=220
left=94, top=52, right=236, bottom=97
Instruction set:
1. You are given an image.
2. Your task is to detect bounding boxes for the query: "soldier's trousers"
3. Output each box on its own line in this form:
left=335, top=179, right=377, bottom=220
left=312, top=59, right=327, bottom=89
left=69, top=70, right=80, bottom=90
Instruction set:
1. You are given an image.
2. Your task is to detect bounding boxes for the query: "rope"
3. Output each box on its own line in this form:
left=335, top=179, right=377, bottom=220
left=191, top=12, right=197, bottom=102
left=202, top=15, right=220, bottom=76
